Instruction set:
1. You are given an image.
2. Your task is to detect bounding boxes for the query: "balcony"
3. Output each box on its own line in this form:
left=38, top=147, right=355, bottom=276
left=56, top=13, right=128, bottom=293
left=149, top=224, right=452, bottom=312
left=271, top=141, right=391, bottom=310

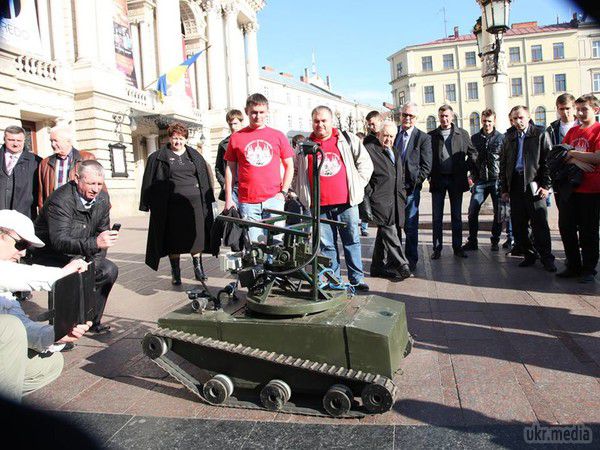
left=126, top=86, right=157, bottom=113
left=15, top=55, right=62, bottom=87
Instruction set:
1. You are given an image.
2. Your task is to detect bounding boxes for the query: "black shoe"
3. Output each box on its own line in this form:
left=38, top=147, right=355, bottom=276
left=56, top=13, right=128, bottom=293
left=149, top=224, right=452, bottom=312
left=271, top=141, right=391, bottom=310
left=354, top=282, right=370, bottom=292
left=556, top=267, right=582, bottom=278
left=579, top=273, right=596, bottom=284
left=61, top=342, right=76, bottom=352
left=370, top=268, right=398, bottom=279
left=170, top=258, right=181, bottom=285
left=518, top=257, right=536, bottom=267
left=361, top=229, right=369, bottom=237
left=461, top=241, right=478, bottom=251
left=453, top=249, right=468, bottom=258
left=431, top=250, right=441, bottom=260
left=502, top=239, right=512, bottom=249
left=491, top=242, right=499, bottom=252
left=510, top=246, right=524, bottom=257
left=542, top=261, right=557, bottom=273
left=397, top=265, right=411, bottom=280
left=90, top=324, right=111, bottom=334
left=193, top=256, right=207, bottom=281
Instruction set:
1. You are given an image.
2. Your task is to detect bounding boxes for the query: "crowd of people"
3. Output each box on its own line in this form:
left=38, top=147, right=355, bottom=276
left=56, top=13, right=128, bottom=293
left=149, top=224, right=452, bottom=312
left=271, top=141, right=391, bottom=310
left=0, top=90, right=598, bottom=401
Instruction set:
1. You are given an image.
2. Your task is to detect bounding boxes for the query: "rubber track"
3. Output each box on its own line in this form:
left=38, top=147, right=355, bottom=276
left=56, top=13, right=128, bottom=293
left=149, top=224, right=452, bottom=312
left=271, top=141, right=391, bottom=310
left=147, top=327, right=398, bottom=418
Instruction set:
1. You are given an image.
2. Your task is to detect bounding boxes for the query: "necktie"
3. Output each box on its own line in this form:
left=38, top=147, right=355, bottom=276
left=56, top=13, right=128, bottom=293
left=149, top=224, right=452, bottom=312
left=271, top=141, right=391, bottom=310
left=401, top=131, right=409, bottom=162
left=385, top=147, right=395, bottom=165
left=5, top=154, right=18, bottom=175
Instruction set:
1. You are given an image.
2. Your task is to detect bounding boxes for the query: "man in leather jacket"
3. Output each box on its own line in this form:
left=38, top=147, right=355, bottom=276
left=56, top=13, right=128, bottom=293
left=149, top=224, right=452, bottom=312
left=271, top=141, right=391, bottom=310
left=462, top=109, right=505, bottom=251
left=34, top=160, right=119, bottom=332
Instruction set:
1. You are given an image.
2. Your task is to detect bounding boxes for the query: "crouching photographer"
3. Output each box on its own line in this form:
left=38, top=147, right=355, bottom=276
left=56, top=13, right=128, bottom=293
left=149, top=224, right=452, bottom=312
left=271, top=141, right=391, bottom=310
left=0, top=210, right=91, bottom=403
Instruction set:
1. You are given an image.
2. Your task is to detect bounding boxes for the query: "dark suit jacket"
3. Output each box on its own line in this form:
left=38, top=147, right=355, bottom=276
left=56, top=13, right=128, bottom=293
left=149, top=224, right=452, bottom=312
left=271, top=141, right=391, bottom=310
left=393, top=126, right=432, bottom=191
left=428, top=125, right=477, bottom=193
left=0, top=145, right=41, bottom=218
left=364, top=141, right=406, bottom=227
left=499, top=123, right=552, bottom=194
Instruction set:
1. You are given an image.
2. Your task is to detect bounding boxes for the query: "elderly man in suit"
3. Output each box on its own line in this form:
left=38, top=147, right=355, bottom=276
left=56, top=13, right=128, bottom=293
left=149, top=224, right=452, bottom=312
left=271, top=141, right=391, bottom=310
left=393, top=102, right=432, bottom=271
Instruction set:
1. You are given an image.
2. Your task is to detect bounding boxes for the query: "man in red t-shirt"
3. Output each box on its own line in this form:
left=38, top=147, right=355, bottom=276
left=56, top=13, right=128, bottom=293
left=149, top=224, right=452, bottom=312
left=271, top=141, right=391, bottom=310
left=294, top=106, right=373, bottom=291
left=224, top=94, right=294, bottom=243
left=558, top=94, right=600, bottom=283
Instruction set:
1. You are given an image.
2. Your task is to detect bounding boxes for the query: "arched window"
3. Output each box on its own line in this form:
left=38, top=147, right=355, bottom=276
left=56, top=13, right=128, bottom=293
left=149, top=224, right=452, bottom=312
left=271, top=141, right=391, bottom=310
left=534, top=106, right=547, bottom=127
left=469, top=112, right=480, bottom=135
left=426, top=116, right=437, bottom=132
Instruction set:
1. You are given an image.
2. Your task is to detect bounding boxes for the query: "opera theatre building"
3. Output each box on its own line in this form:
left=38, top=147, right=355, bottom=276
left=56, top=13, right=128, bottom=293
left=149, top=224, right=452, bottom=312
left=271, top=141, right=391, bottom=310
left=0, top=0, right=264, bottom=215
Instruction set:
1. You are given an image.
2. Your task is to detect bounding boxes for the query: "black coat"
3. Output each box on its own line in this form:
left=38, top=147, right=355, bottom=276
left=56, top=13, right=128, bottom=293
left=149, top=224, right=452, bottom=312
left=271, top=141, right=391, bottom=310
left=393, top=127, right=432, bottom=191
left=34, top=181, right=110, bottom=259
left=428, top=125, right=477, bottom=193
left=471, top=129, right=504, bottom=182
left=499, top=123, right=552, bottom=194
left=364, top=141, right=406, bottom=227
left=0, top=146, right=41, bottom=219
left=215, top=135, right=230, bottom=201
left=139, top=145, right=215, bottom=271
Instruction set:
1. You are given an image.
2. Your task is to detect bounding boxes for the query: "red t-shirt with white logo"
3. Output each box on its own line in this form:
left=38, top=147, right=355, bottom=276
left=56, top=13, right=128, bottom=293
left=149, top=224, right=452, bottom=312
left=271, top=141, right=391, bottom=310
left=563, top=122, right=600, bottom=193
left=308, top=128, right=349, bottom=206
left=224, top=126, right=294, bottom=203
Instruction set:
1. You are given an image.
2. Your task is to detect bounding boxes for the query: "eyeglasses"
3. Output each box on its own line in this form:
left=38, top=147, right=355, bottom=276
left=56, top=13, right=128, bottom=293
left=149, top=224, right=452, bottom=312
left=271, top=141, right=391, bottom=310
left=402, top=113, right=416, bottom=119
left=5, top=233, right=30, bottom=251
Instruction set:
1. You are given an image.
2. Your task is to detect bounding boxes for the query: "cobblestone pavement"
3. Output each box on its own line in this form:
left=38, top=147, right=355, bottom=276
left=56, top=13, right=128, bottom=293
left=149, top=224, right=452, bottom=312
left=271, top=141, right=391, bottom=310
left=21, top=193, right=599, bottom=448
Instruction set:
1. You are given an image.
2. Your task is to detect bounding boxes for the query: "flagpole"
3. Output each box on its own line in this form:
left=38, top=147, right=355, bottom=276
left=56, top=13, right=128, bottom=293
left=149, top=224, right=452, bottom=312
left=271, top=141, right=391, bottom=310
left=141, top=45, right=211, bottom=92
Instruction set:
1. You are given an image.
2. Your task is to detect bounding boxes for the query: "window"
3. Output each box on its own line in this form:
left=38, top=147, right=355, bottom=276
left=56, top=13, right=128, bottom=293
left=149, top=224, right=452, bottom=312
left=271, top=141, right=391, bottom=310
left=533, top=76, right=545, bottom=95
left=531, top=45, right=543, bottom=62
left=509, top=47, right=521, bottom=63
left=534, top=106, right=547, bottom=127
left=424, top=86, right=435, bottom=103
left=398, top=91, right=405, bottom=106
left=465, top=51, right=476, bottom=67
left=422, top=56, right=433, bottom=72
left=467, top=82, right=479, bottom=100
left=511, top=78, right=523, bottom=97
left=553, top=42, right=565, bottom=60
left=445, top=84, right=456, bottom=102
left=453, top=115, right=459, bottom=127
left=443, top=53, right=454, bottom=70
left=593, top=73, right=600, bottom=92
left=426, top=116, right=437, bottom=132
left=593, top=40, right=600, bottom=58
left=554, top=74, right=567, bottom=92
left=396, top=62, right=403, bottom=77
left=469, top=112, right=480, bottom=135
left=288, top=115, right=293, bottom=128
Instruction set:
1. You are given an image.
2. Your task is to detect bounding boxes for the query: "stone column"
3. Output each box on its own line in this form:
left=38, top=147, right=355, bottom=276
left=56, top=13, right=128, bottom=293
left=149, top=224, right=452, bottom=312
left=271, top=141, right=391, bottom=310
left=146, top=134, right=159, bottom=155
left=36, top=0, right=52, bottom=58
left=49, top=0, right=68, bottom=62
left=138, top=5, right=158, bottom=89
left=243, top=21, right=260, bottom=95
left=74, top=0, right=98, bottom=62
left=155, top=0, right=184, bottom=74
left=203, top=1, right=227, bottom=110
left=0, top=49, right=21, bottom=131
left=95, top=0, right=117, bottom=69
left=223, top=2, right=241, bottom=108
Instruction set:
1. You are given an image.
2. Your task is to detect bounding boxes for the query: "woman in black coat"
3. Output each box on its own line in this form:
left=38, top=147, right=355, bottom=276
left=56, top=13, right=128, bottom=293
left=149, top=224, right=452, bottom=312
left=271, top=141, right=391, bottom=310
left=139, top=122, right=215, bottom=285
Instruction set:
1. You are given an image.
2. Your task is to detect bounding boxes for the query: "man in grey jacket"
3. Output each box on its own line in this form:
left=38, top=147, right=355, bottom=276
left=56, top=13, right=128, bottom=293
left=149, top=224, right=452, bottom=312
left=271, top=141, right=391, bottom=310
left=295, top=106, right=374, bottom=291
left=0, top=210, right=90, bottom=402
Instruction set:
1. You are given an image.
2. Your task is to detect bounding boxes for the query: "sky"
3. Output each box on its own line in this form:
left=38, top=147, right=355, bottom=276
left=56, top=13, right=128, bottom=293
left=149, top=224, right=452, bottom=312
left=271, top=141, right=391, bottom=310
left=257, top=0, right=582, bottom=107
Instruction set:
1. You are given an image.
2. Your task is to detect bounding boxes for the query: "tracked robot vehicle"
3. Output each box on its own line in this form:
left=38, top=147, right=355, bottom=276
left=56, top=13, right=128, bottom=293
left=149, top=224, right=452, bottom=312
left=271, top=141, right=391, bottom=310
left=142, top=139, right=412, bottom=417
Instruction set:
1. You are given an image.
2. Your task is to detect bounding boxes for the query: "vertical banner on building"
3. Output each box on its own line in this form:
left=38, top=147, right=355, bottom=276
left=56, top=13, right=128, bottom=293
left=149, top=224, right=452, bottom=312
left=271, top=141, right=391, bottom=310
left=113, top=0, right=137, bottom=87
left=0, top=0, right=43, bottom=54
left=181, top=39, right=196, bottom=107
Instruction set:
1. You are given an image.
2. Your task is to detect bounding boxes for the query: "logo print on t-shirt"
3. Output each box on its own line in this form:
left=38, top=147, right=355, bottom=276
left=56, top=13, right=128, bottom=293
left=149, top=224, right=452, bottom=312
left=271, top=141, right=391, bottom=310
left=318, top=152, right=342, bottom=177
left=571, top=137, right=590, bottom=152
left=244, top=140, right=273, bottom=167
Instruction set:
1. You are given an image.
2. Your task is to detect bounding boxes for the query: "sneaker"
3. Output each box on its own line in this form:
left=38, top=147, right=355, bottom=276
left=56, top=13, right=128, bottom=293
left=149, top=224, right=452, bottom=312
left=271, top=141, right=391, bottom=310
left=461, top=241, right=478, bottom=251
left=354, top=282, right=370, bottom=292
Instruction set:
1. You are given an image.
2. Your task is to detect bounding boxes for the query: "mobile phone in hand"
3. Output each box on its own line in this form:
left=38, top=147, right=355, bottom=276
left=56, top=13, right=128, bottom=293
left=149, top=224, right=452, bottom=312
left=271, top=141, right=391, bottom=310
left=111, top=223, right=122, bottom=232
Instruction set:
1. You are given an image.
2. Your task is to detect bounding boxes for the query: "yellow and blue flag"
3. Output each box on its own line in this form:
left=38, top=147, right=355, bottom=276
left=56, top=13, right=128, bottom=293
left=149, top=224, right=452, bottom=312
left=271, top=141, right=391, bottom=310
left=156, top=51, right=203, bottom=101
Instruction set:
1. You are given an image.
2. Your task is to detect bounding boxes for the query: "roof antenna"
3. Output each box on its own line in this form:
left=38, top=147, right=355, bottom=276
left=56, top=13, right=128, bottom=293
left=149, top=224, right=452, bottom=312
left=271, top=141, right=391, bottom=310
left=438, top=7, right=448, bottom=37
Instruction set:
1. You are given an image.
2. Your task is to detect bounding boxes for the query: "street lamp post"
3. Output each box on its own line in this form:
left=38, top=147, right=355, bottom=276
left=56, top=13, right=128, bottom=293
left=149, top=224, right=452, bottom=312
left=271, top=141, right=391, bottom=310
left=474, top=0, right=512, bottom=132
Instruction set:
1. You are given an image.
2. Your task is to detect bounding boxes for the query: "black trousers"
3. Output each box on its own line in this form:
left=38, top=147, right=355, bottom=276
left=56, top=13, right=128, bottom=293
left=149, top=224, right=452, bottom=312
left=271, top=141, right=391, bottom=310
left=510, top=176, right=554, bottom=263
left=34, top=253, right=118, bottom=326
left=558, top=192, right=600, bottom=275
left=372, top=222, right=408, bottom=273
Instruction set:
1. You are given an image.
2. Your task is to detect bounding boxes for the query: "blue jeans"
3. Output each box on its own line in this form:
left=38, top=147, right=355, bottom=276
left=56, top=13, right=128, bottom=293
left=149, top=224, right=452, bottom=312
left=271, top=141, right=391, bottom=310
left=404, top=185, right=421, bottom=268
left=320, top=204, right=364, bottom=284
left=238, top=195, right=285, bottom=243
left=432, top=175, right=464, bottom=252
left=467, top=180, right=502, bottom=244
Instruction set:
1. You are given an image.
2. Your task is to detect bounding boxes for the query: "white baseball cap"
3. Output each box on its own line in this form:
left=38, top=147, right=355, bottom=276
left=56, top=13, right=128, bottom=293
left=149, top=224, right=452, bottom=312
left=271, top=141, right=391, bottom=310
left=0, top=210, right=45, bottom=248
